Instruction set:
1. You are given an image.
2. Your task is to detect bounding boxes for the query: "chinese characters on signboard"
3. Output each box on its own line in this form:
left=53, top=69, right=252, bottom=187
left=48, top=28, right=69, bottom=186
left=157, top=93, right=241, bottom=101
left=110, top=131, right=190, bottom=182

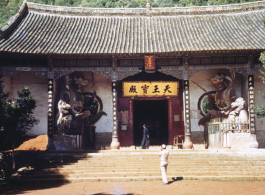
left=123, top=81, right=179, bottom=97
left=144, top=55, right=155, bottom=70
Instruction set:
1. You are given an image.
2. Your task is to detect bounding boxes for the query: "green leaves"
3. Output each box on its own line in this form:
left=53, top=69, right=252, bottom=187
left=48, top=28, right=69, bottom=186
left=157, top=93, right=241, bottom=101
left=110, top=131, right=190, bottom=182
left=1, top=85, right=39, bottom=147
left=251, top=52, right=265, bottom=118
left=251, top=105, right=265, bottom=118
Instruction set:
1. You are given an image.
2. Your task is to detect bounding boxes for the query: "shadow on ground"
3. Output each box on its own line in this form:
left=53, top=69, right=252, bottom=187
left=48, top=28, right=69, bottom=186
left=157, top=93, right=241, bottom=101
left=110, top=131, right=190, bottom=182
left=0, top=181, right=68, bottom=194
left=0, top=149, right=101, bottom=194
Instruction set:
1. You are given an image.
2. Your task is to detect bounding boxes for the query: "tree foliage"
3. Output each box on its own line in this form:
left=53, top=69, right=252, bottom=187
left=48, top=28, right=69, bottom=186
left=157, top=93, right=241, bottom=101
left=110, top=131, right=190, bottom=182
left=252, top=52, right=265, bottom=117
left=0, top=75, right=39, bottom=170
left=0, top=84, right=39, bottom=148
left=0, top=74, right=9, bottom=133
left=1, top=86, right=39, bottom=145
left=0, top=0, right=257, bottom=29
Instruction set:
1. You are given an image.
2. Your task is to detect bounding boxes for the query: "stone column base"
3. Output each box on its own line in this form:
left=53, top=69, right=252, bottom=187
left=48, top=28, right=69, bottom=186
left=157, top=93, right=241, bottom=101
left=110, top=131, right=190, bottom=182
left=249, top=134, right=259, bottom=148
left=183, top=135, right=193, bottom=149
left=46, top=135, right=56, bottom=150
left=110, top=136, right=120, bottom=149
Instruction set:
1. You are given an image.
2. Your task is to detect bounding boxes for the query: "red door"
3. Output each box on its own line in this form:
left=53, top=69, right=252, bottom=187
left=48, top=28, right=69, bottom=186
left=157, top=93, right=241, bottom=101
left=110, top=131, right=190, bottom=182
left=118, top=98, right=183, bottom=146
left=118, top=99, right=134, bottom=146
left=168, top=98, right=184, bottom=145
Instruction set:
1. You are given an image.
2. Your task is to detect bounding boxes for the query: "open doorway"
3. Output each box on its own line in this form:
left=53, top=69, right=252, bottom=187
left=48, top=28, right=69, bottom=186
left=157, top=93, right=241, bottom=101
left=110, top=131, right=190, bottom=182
left=133, top=100, right=168, bottom=145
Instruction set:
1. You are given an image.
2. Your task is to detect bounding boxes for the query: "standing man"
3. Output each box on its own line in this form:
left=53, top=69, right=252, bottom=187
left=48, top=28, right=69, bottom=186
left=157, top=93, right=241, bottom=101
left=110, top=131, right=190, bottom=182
left=140, top=124, right=149, bottom=149
left=159, top=144, right=169, bottom=185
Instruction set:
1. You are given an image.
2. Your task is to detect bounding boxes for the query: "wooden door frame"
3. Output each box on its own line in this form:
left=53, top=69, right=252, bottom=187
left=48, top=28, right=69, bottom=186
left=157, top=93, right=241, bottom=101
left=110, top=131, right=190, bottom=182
left=118, top=97, right=183, bottom=146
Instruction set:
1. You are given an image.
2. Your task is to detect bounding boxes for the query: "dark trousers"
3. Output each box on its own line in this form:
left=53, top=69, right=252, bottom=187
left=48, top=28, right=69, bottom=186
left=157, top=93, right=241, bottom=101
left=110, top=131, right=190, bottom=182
left=141, top=137, right=150, bottom=147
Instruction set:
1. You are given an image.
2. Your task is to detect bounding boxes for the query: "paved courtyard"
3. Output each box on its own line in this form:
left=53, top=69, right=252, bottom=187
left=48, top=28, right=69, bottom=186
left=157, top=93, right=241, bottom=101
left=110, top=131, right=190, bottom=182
left=1, top=180, right=265, bottom=195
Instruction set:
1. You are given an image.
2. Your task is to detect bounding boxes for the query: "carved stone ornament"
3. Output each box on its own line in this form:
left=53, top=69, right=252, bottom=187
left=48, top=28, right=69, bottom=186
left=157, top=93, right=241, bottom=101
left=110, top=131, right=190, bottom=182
left=188, top=69, right=207, bottom=78
left=0, top=67, right=19, bottom=77
left=53, top=69, right=75, bottom=79
left=0, top=70, right=20, bottom=77
left=158, top=66, right=184, bottom=79
left=232, top=68, right=248, bottom=76
left=30, top=71, right=48, bottom=78
left=116, top=67, right=141, bottom=81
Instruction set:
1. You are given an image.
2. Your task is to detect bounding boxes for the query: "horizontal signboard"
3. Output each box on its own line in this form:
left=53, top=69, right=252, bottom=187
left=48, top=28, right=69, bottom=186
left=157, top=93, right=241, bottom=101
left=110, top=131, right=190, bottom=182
left=123, top=81, right=179, bottom=97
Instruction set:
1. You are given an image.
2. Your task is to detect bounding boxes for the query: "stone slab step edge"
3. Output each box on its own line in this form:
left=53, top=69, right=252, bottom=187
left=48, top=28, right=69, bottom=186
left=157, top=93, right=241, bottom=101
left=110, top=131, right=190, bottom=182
left=12, top=175, right=265, bottom=184
left=19, top=171, right=265, bottom=179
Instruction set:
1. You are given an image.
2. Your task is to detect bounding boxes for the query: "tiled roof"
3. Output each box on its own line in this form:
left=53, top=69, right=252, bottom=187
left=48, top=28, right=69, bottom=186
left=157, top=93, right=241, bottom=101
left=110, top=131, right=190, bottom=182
left=0, top=1, right=265, bottom=54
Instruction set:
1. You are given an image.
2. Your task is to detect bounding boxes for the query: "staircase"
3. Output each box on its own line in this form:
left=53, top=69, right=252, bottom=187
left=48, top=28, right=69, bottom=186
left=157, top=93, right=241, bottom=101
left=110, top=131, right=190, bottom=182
left=9, top=149, right=265, bottom=183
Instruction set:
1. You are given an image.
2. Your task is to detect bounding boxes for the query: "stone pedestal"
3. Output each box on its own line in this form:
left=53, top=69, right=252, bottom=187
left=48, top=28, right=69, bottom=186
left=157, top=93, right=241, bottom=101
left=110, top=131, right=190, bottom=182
left=46, top=136, right=56, bottom=150
left=249, top=134, right=259, bottom=148
left=111, top=136, right=120, bottom=149
left=183, top=135, right=193, bottom=149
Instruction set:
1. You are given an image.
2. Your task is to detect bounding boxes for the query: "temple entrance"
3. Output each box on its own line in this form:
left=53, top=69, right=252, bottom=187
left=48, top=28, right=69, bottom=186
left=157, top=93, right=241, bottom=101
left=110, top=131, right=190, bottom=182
left=133, top=100, right=168, bottom=145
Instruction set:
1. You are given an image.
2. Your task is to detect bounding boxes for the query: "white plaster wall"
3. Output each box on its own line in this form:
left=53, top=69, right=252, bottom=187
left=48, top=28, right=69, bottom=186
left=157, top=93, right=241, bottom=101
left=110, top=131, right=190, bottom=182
left=189, top=69, right=242, bottom=133
left=2, top=76, right=12, bottom=100
left=254, top=73, right=265, bottom=131
left=89, top=73, right=112, bottom=133
left=10, top=72, right=48, bottom=135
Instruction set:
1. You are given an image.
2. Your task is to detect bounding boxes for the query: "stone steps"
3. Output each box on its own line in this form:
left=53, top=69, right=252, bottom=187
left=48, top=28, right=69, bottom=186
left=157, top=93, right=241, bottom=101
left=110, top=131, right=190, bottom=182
left=10, top=150, right=265, bottom=183
left=15, top=175, right=265, bottom=184
left=31, top=162, right=265, bottom=167
left=23, top=166, right=265, bottom=173
left=21, top=171, right=265, bottom=179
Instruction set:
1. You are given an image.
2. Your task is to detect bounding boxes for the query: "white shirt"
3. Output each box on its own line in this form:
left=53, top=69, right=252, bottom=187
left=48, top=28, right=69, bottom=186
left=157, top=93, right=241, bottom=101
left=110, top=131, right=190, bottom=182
left=159, top=149, right=169, bottom=163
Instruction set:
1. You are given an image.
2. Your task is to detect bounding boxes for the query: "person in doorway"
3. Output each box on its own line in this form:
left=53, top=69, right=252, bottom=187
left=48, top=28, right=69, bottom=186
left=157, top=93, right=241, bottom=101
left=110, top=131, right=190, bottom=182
left=140, top=124, right=149, bottom=149
left=159, top=144, right=169, bottom=185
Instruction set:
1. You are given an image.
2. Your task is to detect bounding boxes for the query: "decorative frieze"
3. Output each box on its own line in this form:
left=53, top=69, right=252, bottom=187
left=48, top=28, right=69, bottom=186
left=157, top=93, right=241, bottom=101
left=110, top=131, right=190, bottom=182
left=201, top=57, right=211, bottom=64
left=65, top=60, right=76, bottom=67
left=224, top=57, right=235, bottom=63
left=0, top=58, right=47, bottom=67
left=120, top=60, right=131, bottom=66
left=53, top=59, right=112, bottom=67
left=89, top=60, right=99, bottom=66
left=100, top=60, right=111, bottom=66
left=188, top=56, right=248, bottom=65
left=158, top=66, right=183, bottom=80
left=156, top=58, right=181, bottom=66
left=168, top=58, right=181, bottom=66
left=189, top=58, right=200, bottom=65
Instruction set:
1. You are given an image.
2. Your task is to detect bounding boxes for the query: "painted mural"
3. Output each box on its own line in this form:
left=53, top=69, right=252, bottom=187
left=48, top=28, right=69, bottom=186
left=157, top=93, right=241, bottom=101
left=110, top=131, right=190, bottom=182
left=56, top=75, right=107, bottom=132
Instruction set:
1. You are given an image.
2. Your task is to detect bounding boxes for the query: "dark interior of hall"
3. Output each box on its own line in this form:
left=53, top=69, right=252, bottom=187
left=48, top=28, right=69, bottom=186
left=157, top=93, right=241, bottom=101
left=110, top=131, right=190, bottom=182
left=133, top=100, right=168, bottom=145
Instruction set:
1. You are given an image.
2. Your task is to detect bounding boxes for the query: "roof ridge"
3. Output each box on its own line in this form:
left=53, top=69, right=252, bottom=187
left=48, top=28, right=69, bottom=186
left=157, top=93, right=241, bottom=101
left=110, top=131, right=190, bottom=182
left=26, top=1, right=265, bottom=16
